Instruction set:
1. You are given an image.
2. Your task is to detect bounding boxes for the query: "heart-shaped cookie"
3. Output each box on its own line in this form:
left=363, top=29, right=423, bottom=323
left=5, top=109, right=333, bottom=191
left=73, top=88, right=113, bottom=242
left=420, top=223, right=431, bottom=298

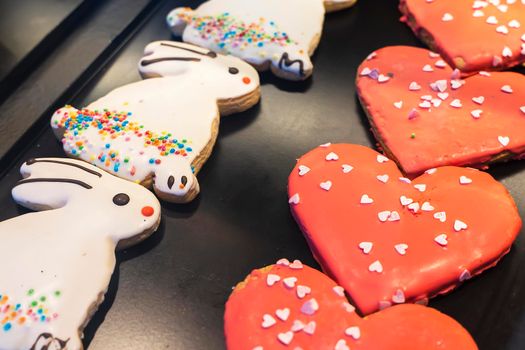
left=400, top=0, right=525, bottom=74
left=288, top=143, right=520, bottom=315
left=356, top=45, right=525, bottom=176
left=225, top=260, right=478, bottom=349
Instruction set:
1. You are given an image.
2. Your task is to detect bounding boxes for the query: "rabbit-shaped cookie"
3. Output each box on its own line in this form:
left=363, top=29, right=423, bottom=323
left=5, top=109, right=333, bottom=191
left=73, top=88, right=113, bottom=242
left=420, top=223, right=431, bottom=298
left=0, top=158, right=161, bottom=350
left=167, top=0, right=357, bottom=81
left=51, top=41, right=260, bottom=203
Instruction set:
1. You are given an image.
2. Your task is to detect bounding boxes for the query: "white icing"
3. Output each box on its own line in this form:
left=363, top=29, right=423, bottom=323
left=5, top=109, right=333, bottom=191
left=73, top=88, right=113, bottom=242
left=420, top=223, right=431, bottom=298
left=51, top=41, right=259, bottom=203
left=1, top=158, right=161, bottom=349
left=166, top=0, right=332, bottom=79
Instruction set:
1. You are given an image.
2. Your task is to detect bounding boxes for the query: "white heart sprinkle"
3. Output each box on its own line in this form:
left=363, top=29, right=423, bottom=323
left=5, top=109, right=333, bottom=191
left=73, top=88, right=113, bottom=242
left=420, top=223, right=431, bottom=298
left=429, top=51, right=440, bottom=58
left=459, top=269, right=472, bottom=282
left=377, top=154, right=389, bottom=163
left=454, top=219, right=468, bottom=231
left=473, top=9, right=485, bottom=17
left=522, top=34, right=525, bottom=42
left=520, top=106, right=525, bottom=114
left=358, top=241, right=373, bottom=254
left=367, top=52, right=377, bottom=60
left=498, top=4, right=508, bottom=12
left=377, top=174, right=389, bottom=183
left=326, top=152, right=339, bottom=161
left=450, top=99, right=462, bottom=108
left=423, top=64, right=434, bottom=72
left=275, top=308, right=290, bottom=321
left=435, top=234, right=448, bottom=246
left=342, top=164, right=353, bottom=173
left=379, top=301, right=392, bottom=310
left=502, top=46, right=513, bottom=57
left=509, top=19, right=520, bottom=28
left=267, top=274, right=281, bottom=286
left=360, top=67, right=372, bottom=76
left=342, top=302, right=355, bottom=313
left=460, top=175, right=473, bottom=184
left=333, top=286, right=345, bottom=297
left=289, top=193, right=300, bottom=205
left=437, top=92, right=449, bottom=100
left=253, top=346, right=263, bottom=350
left=298, top=165, right=310, bottom=176
left=283, top=277, right=297, bottom=289
left=369, top=260, right=383, bottom=273
left=493, top=55, right=503, bottom=66
left=378, top=74, right=390, bottom=83
left=501, top=85, right=513, bottom=93
left=498, top=135, right=510, bottom=146
left=399, top=177, right=411, bottom=184
left=400, top=196, right=413, bottom=206
left=496, top=25, right=509, bottom=34
left=394, top=101, right=403, bottom=109
left=409, top=81, right=421, bottom=91
left=296, top=285, right=311, bottom=299
left=407, top=202, right=420, bottom=212
left=277, top=331, right=293, bottom=345
left=345, top=326, right=361, bottom=339
left=421, top=201, right=435, bottom=211
left=300, top=298, right=319, bottom=315
left=335, top=339, right=350, bottom=350
left=319, top=142, right=331, bottom=148
left=451, top=80, right=464, bottom=90
left=360, top=194, right=374, bottom=204
left=426, top=168, right=437, bottom=174
left=289, top=260, right=303, bottom=269
left=434, top=211, right=447, bottom=222
left=472, top=96, right=485, bottom=104
left=378, top=211, right=391, bottom=222
left=472, top=1, right=487, bottom=9
left=392, top=289, right=406, bottom=303
left=320, top=181, right=332, bottom=191
left=522, top=43, right=525, bottom=55
left=388, top=211, right=401, bottom=221
left=395, top=243, right=408, bottom=255
left=276, top=258, right=290, bottom=266
left=442, top=13, right=454, bottom=21
left=414, top=184, right=426, bottom=192
left=303, top=321, right=316, bottom=335
left=486, top=15, right=498, bottom=24
left=432, top=98, right=442, bottom=107
left=433, top=79, right=448, bottom=92
left=419, top=101, right=431, bottom=109
left=471, top=109, right=483, bottom=118
left=291, top=320, right=305, bottom=332
left=262, top=314, right=276, bottom=328
left=435, top=60, right=447, bottom=68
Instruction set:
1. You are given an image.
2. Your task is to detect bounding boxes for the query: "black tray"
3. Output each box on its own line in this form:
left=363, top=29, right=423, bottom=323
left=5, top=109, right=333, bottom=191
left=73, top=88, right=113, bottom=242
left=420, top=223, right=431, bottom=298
left=1, top=1, right=525, bottom=349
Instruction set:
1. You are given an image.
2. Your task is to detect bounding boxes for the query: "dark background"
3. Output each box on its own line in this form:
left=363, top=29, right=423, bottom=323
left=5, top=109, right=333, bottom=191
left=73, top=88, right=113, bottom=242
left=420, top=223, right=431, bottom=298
left=1, top=0, right=525, bottom=349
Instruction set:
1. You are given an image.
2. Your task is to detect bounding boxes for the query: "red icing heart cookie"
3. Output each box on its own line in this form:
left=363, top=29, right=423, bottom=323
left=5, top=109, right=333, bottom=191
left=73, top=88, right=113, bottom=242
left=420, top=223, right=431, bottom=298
left=224, top=261, right=478, bottom=349
left=356, top=46, right=525, bottom=176
left=400, top=0, right=525, bottom=74
left=288, top=143, right=520, bottom=315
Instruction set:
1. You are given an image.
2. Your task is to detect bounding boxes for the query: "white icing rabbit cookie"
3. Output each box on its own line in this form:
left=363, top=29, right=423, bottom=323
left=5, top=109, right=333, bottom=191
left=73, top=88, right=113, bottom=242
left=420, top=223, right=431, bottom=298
left=0, top=158, right=161, bottom=350
left=51, top=41, right=260, bottom=203
left=166, top=0, right=357, bottom=81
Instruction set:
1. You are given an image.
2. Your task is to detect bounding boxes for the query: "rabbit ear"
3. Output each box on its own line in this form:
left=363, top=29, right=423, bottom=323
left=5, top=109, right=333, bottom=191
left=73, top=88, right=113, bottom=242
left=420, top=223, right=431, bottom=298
left=12, top=158, right=101, bottom=211
left=166, top=7, right=193, bottom=36
left=50, top=105, right=79, bottom=139
left=139, top=41, right=218, bottom=78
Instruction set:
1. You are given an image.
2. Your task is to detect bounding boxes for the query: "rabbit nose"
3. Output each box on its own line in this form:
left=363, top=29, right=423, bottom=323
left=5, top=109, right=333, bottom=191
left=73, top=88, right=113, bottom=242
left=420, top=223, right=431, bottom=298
left=141, top=206, right=154, bottom=217
left=242, top=77, right=251, bottom=85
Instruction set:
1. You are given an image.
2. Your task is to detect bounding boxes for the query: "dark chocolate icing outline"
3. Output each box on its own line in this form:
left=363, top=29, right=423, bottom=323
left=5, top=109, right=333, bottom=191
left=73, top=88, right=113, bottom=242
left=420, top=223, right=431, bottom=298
left=160, top=42, right=217, bottom=58
left=26, top=159, right=102, bottom=178
left=278, top=53, right=305, bottom=76
left=16, top=178, right=92, bottom=189
left=140, top=57, right=201, bottom=66
left=30, top=333, right=69, bottom=350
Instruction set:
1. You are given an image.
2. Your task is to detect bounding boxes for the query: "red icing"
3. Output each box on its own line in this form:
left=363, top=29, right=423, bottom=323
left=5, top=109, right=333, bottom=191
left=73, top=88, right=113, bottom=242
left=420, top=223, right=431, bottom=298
left=288, top=144, right=520, bottom=315
left=224, top=262, right=478, bottom=349
left=400, top=0, right=525, bottom=73
left=356, top=46, right=525, bottom=176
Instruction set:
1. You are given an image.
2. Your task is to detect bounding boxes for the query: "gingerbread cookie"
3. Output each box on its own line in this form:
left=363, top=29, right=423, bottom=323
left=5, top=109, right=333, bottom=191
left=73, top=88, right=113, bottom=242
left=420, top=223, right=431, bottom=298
left=166, top=0, right=357, bottom=81
left=400, top=0, right=525, bottom=74
left=52, top=41, right=260, bottom=203
left=0, top=158, right=161, bottom=350
left=225, top=260, right=478, bottom=349
left=356, top=45, right=525, bottom=176
left=288, top=143, right=520, bottom=315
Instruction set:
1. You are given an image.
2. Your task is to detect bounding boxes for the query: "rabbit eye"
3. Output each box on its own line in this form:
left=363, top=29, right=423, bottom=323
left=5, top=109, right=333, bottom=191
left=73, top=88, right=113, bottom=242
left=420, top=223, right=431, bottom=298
left=181, top=176, right=188, bottom=186
left=113, top=193, right=130, bottom=206
left=168, top=175, right=175, bottom=190
left=228, top=67, right=239, bottom=75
